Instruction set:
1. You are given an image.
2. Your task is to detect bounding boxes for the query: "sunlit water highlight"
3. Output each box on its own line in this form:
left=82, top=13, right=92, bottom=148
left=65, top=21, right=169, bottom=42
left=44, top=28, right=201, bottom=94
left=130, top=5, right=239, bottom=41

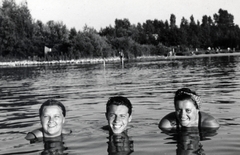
left=0, top=56, right=240, bottom=154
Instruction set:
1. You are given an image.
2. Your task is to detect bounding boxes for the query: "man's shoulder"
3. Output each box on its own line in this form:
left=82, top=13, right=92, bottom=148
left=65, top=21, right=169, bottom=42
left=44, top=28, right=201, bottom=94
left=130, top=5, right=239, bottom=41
left=101, top=125, right=110, bottom=131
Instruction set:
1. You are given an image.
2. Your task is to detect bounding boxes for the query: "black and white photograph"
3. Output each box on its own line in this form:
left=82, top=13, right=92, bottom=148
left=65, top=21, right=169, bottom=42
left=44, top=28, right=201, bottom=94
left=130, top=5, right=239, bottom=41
left=0, top=0, right=240, bottom=154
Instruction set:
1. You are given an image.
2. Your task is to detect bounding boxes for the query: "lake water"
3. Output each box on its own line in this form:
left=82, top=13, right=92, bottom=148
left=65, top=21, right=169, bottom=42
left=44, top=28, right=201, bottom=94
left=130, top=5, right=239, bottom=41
left=0, top=55, right=240, bottom=155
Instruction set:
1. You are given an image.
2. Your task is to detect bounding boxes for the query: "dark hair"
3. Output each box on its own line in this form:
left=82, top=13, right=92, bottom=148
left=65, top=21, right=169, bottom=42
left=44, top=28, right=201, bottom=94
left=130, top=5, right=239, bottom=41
left=106, top=96, right=132, bottom=115
left=174, top=88, right=200, bottom=109
left=39, top=99, right=66, bottom=117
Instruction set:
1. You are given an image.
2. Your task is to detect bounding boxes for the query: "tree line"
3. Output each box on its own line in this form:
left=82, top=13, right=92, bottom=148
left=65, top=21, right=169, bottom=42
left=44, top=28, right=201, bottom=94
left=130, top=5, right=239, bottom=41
left=0, top=0, right=240, bottom=61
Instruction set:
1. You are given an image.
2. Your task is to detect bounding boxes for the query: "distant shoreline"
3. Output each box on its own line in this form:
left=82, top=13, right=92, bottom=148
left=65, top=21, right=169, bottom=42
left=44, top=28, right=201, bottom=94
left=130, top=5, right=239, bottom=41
left=0, top=57, right=120, bottom=67
left=1, top=52, right=240, bottom=67
left=165, top=52, right=240, bottom=59
left=137, top=52, right=240, bottom=60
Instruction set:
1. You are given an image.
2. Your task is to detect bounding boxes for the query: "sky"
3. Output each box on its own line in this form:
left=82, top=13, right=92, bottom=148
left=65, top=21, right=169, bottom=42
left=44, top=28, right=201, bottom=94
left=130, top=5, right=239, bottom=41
left=15, top=0, right=240, bottom=31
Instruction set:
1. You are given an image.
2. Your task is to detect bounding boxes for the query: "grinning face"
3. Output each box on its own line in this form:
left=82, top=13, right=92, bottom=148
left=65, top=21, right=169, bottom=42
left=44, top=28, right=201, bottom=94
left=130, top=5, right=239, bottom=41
left=175, top=100, right=199, bottom=127
left=40, top=105, right=65, bottom=137
left=106, top=105, right=132, bottom=134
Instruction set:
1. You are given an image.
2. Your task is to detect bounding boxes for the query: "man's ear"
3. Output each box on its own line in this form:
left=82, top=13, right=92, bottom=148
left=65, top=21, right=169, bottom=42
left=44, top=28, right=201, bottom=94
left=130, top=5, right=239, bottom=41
left=128, top=114, right=132, bottom=122
left=40, top=116, right=43, bottom=125
left=196, top=109, right=199, bottom=114
left=105, top=112, right=108, bottom=120
left=63, top=117, right=65, bottom=124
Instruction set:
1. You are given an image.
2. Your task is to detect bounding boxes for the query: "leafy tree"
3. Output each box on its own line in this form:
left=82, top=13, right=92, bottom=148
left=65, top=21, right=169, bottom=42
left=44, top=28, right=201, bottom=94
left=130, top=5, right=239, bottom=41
left=115, top=18, right=131, bottom=37
left=0, top=1, right=240, bottom=61
left=170, top=14, right=176, bottom=28
left=188, top=15, right=200, bottom=48
left=214, top=9, right=234, bottom=27
left=0, top=0, right=34, bottom=58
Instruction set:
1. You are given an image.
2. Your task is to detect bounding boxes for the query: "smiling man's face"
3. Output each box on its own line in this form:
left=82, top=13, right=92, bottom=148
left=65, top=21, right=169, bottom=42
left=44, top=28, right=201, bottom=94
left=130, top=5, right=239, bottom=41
left=106, top=105, right=132, bottom=134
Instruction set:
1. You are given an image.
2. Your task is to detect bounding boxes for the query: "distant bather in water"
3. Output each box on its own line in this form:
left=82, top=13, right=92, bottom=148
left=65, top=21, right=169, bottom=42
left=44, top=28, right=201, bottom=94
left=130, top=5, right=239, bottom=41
left=159, top=88, right=219, bottom=131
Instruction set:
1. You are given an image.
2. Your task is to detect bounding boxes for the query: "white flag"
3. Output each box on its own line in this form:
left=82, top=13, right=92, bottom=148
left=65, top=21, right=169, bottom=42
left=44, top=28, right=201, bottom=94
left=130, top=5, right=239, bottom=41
left=44, top=46, right=52, bottom=55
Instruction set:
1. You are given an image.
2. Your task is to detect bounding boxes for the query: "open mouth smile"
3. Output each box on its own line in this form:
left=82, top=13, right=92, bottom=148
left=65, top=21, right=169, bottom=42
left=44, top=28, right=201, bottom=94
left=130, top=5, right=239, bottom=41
left=113, top=124, right=122, bottom=129
left=48, top=123, right=57, bottom=128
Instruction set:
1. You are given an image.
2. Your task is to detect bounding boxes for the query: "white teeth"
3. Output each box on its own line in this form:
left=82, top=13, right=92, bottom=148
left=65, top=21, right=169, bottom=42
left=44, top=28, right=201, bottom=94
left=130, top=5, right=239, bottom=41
left=113, top=124, right=121, bottom=128
left=48, top=124, right=56, bottom=128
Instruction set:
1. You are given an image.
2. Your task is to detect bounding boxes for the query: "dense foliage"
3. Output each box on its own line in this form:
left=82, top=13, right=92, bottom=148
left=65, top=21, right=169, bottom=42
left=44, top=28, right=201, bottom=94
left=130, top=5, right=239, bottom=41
left=0, top=0, right=240, bottom=61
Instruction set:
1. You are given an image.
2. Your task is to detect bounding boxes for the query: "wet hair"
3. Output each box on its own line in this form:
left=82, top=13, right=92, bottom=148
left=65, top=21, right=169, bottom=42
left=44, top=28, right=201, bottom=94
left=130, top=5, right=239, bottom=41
left=39, top=99, right=66, bottom=117
left=106, top=96, right=132, bottom=115
left=174, top=88, right=201, bottom=109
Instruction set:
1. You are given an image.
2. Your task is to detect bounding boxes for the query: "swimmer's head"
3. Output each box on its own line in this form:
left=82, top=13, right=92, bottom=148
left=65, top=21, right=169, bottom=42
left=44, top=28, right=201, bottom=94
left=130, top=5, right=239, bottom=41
left=174, top=88, right=201, bottom=110
left=105, top=96, right=133, bottom=134
left=39, top=99, right=66, bottom=117
left=106, top=96, right=132, bottom=115
left=39, top=99, right=66, bottom=138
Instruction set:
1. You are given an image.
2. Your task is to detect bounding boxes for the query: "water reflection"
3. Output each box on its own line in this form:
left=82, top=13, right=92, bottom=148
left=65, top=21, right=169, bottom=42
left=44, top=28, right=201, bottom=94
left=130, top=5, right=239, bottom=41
left=29, top=135, right=68, bottom=155
left=176, top=129, right=204, bottom=155
left=0, top=56, right=240, bottom=155
left=107, top=132, right=134, bottom=155
left=162, top=128, right=218, bottom=155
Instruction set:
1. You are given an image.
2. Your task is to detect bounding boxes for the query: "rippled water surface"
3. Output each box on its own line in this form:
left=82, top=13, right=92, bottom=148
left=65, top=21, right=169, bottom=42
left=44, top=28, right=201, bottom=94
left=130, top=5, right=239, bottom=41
left=1, top=56, right=240, bottom=155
